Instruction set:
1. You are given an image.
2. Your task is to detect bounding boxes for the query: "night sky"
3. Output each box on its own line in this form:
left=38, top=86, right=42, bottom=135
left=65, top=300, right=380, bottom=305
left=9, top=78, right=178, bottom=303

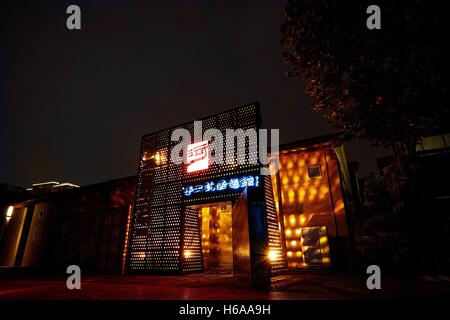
left=0, top=0, right=389, bottom=187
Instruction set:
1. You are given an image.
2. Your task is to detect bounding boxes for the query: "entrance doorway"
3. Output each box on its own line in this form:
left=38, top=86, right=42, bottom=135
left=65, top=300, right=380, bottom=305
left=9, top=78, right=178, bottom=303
left=191, top=202, right=233, bottom=272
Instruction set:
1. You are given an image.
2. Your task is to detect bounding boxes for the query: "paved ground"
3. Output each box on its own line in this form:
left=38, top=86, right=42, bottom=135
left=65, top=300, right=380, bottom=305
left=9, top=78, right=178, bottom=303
left=1, top=271, right=449, bottom=300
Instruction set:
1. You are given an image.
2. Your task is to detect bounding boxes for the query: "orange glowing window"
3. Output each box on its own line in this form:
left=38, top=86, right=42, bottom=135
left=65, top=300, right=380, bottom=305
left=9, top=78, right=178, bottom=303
left=187, top=141, right=209, bottom=173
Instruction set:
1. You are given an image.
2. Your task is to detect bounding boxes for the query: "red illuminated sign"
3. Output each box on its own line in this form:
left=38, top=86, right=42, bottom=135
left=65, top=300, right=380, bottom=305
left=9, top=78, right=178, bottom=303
left=186, top=140, right=209, bottom=173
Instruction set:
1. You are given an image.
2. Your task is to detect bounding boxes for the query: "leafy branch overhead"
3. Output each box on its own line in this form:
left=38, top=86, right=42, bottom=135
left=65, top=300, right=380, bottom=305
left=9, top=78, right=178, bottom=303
left=281, top=0, right=450, bottom=149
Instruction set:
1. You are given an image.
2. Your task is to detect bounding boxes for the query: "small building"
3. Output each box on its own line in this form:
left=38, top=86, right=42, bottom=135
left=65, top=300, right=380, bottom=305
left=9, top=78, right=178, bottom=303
left=275, top=135, right=353, bottom=269
left=0, top=177, right=136, bottom=273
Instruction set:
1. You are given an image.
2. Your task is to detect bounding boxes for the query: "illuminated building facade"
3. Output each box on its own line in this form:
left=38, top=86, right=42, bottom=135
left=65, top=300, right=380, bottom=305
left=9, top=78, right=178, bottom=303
left=273, top=136, right=352, bottom=268
left=125, top=103, right=353, bottom=287
left=126, top=103, right=287, bottom=287
left=0, top=103, right=354, bottom=287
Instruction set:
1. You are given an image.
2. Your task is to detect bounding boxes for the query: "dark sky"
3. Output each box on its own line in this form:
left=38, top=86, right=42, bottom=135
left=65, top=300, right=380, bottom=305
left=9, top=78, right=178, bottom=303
left=0, top=0, right=389, bottom=187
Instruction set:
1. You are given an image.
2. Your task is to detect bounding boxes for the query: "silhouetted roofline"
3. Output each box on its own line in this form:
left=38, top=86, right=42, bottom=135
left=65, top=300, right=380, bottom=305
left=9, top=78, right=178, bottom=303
left=8, top=175, right=137, bottom=207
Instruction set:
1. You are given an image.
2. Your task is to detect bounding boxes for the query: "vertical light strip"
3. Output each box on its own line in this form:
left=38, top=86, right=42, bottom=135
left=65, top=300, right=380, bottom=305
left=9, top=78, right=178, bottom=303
left=6, top=206, right=14, bottom=222
left=122, top=205, right=133, bottom=275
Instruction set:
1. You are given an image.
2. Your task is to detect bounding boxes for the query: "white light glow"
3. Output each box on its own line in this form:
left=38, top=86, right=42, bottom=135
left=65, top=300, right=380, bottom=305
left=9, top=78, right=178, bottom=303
left=6, top=206, right=14, bottom=221
left=268, top=250, right=277, bottom=261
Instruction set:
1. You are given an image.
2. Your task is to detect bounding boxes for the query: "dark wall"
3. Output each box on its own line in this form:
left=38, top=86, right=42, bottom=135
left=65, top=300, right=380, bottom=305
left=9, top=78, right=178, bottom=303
left=45, top=177, right=137, bottom=273
left=1, top=176, right=137, bottom=273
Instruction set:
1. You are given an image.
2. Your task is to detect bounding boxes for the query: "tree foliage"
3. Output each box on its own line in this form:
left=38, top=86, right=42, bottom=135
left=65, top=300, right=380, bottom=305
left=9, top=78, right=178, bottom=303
left=281, top=1, right=450, bottom=152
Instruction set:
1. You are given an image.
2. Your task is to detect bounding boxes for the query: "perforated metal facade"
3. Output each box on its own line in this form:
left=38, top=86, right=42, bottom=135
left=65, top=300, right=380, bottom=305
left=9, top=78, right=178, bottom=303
left=263, top=175, right=288, bottom=272
left=127, top=103, right=286, bottom=274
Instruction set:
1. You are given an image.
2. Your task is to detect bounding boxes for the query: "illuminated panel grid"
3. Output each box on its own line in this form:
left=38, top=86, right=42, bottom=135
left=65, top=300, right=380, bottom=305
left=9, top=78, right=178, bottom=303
left=285, top=226, right=331, bottom=267
left=181, top=104, right=261, bottom=272
left=263, top=175, right=288, bottom=271
left=284, top=215, right=305, bottom=267
left=128, top=103, right=262, bottom=273
left=128, top=134, right=156, bottom=271
left=278, top=148, right=337, bottom=267
left=183, top=104, right=261, bottom=205
left=181, top=206, right=203, bottom=272
left=128, top=127, right=183, bottom=272
left=121, top=205, right=133, bottom=274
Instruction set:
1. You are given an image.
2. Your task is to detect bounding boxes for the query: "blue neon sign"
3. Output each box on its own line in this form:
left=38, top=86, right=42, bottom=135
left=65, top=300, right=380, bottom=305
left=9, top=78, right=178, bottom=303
left=182, top=175, right=260, bottom=197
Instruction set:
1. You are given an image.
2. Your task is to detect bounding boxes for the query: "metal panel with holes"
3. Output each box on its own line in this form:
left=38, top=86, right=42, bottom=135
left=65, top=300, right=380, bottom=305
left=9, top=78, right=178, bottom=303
left=128, top=103, right=262, bottom=273
left=126, top=103, right=288, bottom=276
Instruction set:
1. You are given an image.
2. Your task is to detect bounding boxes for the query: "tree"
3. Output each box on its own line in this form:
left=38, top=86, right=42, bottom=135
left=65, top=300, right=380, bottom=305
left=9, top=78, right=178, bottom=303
left=281, top=2, right=450, bottom=270
left=281, top=1, right=450, bottom=159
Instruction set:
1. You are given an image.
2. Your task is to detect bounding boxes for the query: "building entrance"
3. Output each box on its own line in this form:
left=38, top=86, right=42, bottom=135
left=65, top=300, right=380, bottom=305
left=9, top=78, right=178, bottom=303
left=190, top=202, right=233, bottom=272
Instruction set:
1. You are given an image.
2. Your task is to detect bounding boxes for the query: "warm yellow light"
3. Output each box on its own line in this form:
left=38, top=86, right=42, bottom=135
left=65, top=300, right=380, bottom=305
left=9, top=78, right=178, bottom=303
left=287, top=251, right=293, bottom=257
left=289, top=215, right=296, bottom=226
left=320, top=185, right=329, bottom=194
left=291, top=240, right=297, bottom=247
left=300, top=216, right=306, bottom=225
left=308, top=187, right=318, bottom=201
left=268, top=250, right=277, bottom=261
left=184, top=250, right=192, bottom=258
left=295, top=228, right=301, bottom=235
left=6, top=206, right=14, bottom=218
left=320, top=235, right=328, bottom=246
left=299, top=189, right=306, bottom=202
left=335, top=200, right=345, bottom=211
left=138, top=252, right=146, bottom=259
left=296, top=251, right=302, bottom=257
left=285, top=229, right=292, bottom=236
left=288, top=190, right=295, bottom=204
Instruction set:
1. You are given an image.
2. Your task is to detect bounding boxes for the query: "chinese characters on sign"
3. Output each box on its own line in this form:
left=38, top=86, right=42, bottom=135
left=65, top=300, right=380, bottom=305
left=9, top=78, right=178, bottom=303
left=182, top=175, right=260, bottom=196
left=186, top=140, right=209, bottom=173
